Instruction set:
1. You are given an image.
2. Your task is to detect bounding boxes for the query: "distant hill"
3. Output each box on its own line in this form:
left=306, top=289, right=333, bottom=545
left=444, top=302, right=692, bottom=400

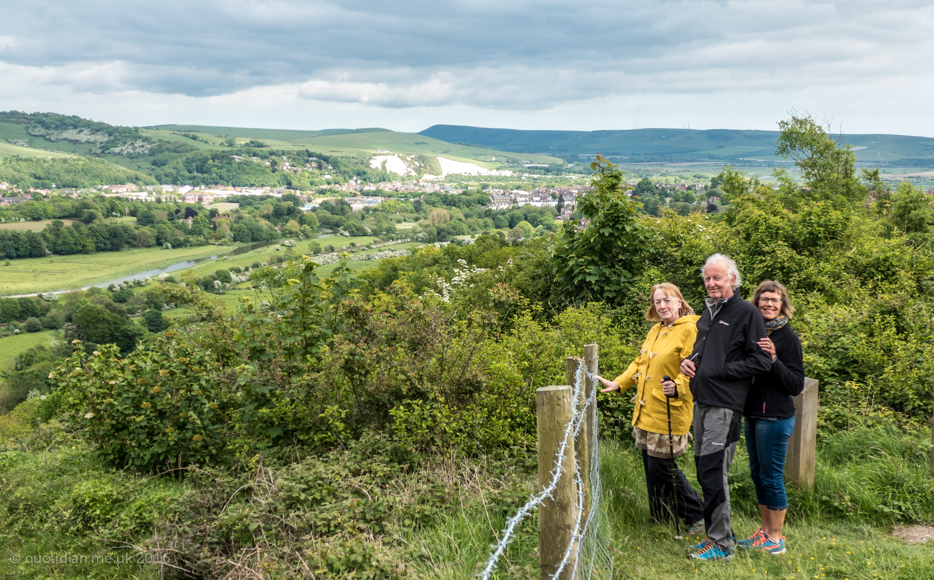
left=150, top=124, right=562, bottom=167
left=0, top=113, right=566, bottom=188
left=419, top=125, right=934, bottom=167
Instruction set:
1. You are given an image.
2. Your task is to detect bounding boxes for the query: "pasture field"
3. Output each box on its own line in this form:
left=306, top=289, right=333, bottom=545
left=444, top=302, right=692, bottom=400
left=170, top=235, right=383, bottom=281
left=204, top=202, right=239, bottom=214
left=0, top=330, right=58, bottom=373
left=0, top=245, right=228, bottom=296
left=0, top=141, right=76, bottom=159
left=0, top=220, right=76, bottom=232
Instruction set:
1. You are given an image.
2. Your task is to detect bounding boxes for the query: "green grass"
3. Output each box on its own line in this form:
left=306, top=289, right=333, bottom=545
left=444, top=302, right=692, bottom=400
left=0, top=330, right=58, bottom=372
left=398, top=434, right=934, bottom=579
left=168, top=235, right=379, bottom=282
left=0, top=245, right=228, bottom=296
left=0, top=220, right=77, bottom=232
left=204, top=202, right=239, bottom=214
left=0, top=141, right=76, bottom=159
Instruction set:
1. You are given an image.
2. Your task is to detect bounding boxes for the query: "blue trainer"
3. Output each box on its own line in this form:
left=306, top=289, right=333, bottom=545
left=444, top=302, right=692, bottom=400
left=689, top=542, right=734, bottom=561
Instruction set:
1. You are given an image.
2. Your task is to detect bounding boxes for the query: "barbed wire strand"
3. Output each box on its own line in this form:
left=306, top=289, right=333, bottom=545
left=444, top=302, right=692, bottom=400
left=477, top=358, right=585, bottom=580
left=479, top=357, right=614, bottom=580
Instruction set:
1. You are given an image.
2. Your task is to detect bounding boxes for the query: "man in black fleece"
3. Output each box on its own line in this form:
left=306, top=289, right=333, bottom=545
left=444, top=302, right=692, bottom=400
left=680, top=254, right=772, bottom=560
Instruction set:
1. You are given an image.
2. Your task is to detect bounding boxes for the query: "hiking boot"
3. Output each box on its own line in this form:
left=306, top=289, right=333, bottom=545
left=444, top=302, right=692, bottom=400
left=689, top=542, right=734, bottom=561
left=737, top=527, right=768, bottom=550
left=760, top=535, right=786, bottom=555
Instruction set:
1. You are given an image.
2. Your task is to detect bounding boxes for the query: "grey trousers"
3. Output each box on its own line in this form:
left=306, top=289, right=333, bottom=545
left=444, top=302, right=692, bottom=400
left=693, top=403, right=742, bottom=551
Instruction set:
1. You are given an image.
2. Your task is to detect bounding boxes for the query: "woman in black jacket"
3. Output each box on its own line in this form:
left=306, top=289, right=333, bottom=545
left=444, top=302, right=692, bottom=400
left=737, top=280, right=804, bottom=555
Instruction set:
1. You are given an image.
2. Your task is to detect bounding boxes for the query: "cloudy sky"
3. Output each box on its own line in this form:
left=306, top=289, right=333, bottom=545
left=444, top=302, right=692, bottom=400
left=1, top=1, right=932, bottom=136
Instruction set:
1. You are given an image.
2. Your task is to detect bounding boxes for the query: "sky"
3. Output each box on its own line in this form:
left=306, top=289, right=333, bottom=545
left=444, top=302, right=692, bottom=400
left=1, top=0, right=932, bottom=136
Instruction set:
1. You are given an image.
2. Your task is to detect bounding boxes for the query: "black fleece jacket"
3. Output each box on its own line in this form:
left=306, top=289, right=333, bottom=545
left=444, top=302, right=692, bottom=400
left=687, top=294, right=772, bottom=412
left=743, top=324, right=805, bottom=419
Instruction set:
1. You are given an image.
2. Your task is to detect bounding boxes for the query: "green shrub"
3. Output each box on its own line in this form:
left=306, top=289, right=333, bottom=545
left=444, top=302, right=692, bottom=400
left=52, top=338, right=231, bottom=471
left=111, top=288, right=133, bottom=303
left=40, top=310, right=64, bottom=329
left=142, top=308, right=165, bottom=333
left=214, top=269, right=232, bottom=284
left=23, top=317, right=42, bottom=333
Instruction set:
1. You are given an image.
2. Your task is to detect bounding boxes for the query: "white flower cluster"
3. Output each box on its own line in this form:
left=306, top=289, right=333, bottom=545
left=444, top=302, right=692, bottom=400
left=433, top=259, right=487, bottom=303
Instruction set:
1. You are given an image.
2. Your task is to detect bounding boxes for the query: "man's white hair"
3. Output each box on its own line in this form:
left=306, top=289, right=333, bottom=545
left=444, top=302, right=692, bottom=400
left=701, top=253, right=742, bottom=290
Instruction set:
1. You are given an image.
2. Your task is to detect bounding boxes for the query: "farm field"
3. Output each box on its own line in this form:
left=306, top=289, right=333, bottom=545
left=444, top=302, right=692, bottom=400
left=0, top=330, right=58, bottom=373
left=0, top=141, right=76, bottom=159
left=0, top=219, right=76, bottom=232
left=204, top=202, right=239, bottom=214
left=167, top=235, right=387, bottom=282
left=0, top=245, right=228, bottom=296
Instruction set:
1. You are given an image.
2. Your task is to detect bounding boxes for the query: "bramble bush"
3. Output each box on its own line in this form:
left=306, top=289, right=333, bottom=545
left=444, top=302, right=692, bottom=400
left=52, top=337, right=232, bottom=471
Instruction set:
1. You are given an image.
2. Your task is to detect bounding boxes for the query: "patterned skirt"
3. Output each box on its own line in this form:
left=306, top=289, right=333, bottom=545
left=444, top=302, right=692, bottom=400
left=633, top=426, right=689, bottom=459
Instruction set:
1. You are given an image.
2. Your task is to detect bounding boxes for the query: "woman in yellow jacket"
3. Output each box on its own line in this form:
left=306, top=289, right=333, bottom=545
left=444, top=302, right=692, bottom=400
left=596, top=283, right=704, bottom=528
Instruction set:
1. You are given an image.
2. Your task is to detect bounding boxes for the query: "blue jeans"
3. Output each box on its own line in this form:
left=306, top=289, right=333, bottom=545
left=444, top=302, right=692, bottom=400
left=745, top=416, right=795, bottom=511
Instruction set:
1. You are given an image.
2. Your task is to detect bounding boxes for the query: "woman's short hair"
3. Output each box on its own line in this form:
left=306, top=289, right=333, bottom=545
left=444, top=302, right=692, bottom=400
left=752, top=279, right=795, bottom=319
left=646, top=283, right=694, bottom=321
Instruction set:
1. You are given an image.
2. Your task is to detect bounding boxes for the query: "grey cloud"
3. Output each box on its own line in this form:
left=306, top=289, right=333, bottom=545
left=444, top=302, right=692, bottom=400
left=0, top=1, right=931, bottom=108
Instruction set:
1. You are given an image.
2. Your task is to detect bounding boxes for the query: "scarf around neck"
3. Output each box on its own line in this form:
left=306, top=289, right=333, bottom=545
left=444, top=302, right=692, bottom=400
left=765, top=316, right=788, bottom=335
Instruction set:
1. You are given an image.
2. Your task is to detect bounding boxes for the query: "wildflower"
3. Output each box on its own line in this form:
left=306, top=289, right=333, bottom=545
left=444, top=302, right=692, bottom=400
left=137, top=378, right=148, bottom=384
left=109, top=380, right=116, bottom=385
left=159, top=369, right=169, bottom=376
left=192, top=434, right=203, bottom=441
left=141, top=402, right=151, bottom=409
left=209, top=403, right=218, bottom=410
left=166, top=427, right=175, bottom=433
left=151, top=386, right=162, bottom=394
left=85, top=412, right=94, bottom=419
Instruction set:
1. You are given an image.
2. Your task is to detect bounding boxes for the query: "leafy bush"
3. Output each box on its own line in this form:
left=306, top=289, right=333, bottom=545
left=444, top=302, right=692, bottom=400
left=23, top=317, right=42, bottom=333
left=142, top=308, right=165, bottom=333
left=111, top=288, right=133, bottom=303
left=550, top=156, right=647, bottom=306
left=214, top=268, right=232, bottom=284
left=40, top=309, right=64, bottom=329
left=52, top=338, right=231, bottom=471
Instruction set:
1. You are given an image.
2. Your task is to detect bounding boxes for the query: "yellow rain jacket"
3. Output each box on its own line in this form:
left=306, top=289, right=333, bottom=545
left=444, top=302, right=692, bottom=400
left=611, top=314, right=699, bottom=436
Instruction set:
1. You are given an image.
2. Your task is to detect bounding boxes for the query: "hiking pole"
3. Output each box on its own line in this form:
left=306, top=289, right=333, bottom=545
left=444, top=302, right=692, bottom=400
left=663, top=374, right=683, bottom=540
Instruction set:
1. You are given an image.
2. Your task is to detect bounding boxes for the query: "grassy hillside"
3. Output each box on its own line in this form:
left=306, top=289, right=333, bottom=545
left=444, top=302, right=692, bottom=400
left=0, top=141, right=76, bottom=160
left=420, top=124, right=934, bottom=167
left=152, top=125, right=563, bottom=167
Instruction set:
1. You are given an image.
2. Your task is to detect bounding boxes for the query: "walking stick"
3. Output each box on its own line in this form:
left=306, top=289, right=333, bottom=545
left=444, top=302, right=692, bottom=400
left=663, top=374, right=683, bottom=540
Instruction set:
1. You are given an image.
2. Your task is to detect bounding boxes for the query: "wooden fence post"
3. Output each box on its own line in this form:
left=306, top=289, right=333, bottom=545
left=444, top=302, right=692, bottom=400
left=537, top=385, right=577, bottom=580
left=785, top=377, right=819, bottom=489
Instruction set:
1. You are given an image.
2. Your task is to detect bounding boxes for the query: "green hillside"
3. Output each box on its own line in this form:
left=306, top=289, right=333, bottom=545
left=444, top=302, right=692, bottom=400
left=420, top=125, right=934, bottom=167
left=151, top=124, right=563, bottom=167
left=0, top=112, right=567, bottom=187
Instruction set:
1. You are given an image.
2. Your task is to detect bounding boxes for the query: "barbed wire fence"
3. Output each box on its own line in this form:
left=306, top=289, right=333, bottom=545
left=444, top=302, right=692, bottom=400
left=479, top=346, right=613, bottom=580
